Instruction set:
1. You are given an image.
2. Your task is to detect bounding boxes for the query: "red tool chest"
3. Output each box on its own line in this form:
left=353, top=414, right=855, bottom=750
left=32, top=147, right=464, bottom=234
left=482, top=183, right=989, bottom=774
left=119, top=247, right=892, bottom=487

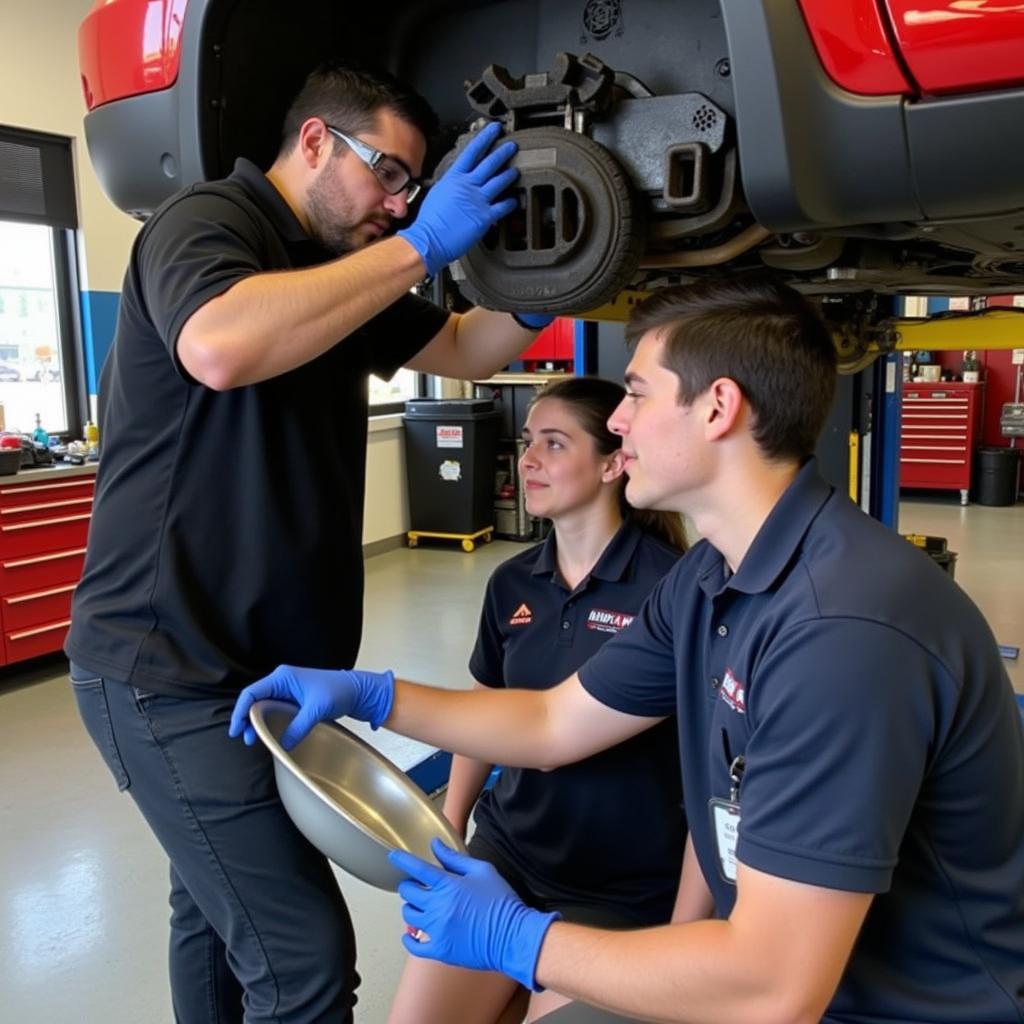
left=0, top=469, right=95, bottom=666
left=899, top=382, right=984, bottom=505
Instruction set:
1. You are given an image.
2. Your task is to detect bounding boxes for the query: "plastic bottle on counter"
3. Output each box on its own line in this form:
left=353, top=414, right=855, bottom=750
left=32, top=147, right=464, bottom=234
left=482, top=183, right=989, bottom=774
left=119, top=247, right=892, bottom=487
left=961, top=351, right=981, bottom=384
left=84, top=420, right=99, bottom=446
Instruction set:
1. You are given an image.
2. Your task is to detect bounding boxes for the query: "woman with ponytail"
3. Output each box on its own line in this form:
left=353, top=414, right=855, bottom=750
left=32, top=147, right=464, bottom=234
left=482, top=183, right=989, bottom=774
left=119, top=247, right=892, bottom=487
left=388, top=377, right=688, bottom=1024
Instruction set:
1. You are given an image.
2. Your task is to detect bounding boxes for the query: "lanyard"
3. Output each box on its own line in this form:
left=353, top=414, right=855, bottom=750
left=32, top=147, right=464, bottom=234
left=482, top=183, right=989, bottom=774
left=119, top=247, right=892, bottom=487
left=722, top=729, right=745, bottom=802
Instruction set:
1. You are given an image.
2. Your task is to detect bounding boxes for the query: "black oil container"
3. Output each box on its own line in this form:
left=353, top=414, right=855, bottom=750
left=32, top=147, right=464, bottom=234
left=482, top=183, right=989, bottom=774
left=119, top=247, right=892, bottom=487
left=403, top=399, right=498, bottom=534
left=974, top=446, right=1020, bottom=506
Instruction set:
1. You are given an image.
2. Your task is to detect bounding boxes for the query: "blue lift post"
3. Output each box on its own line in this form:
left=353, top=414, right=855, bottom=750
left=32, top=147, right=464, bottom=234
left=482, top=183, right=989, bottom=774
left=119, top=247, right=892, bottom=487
left=574, top=319, right=598, bottom=375
left=868, top=350, right=903, bottom=529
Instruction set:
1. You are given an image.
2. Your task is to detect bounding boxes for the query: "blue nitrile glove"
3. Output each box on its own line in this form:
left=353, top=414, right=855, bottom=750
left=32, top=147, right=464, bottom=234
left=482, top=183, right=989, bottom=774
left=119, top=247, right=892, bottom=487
left=390, top=838, right=560, bottom=991
left=228, top=665, right=395, bottom=750
left=511, top=313, right=555, bottom=330
left=398, top=121, right=519, bottom=277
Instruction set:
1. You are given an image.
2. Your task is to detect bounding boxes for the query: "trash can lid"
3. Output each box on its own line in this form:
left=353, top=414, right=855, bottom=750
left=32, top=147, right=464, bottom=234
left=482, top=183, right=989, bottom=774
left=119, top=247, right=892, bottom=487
left=977, top=446, right=1021, bottom=464
left=404, top=398, right=496, bottom=419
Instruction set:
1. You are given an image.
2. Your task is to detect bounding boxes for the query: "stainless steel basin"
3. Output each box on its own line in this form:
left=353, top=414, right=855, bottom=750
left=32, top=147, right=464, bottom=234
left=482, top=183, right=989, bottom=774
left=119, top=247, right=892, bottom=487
left=250, top=699, right=466, bottom=890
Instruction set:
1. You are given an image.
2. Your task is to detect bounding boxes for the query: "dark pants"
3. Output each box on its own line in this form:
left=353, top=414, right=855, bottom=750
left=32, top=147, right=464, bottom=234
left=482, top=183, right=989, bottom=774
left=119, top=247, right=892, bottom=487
left=467, top=833, right=647, bottom=929
left=71, top=666, right=358, bottom=1024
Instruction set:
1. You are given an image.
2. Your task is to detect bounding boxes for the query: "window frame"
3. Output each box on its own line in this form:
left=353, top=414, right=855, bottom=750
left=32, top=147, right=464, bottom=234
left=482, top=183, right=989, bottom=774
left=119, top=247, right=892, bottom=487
left=51, top=226, right=87, bottom=437
left=369, top=370, right=427, bottom=417
left=0, top=124, right=86, bottom=438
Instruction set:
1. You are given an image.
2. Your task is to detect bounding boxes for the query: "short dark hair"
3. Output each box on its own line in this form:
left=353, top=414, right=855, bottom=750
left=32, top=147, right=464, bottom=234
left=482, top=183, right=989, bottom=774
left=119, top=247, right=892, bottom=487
left=279, top=60, right=439, bottom=155
left=624, top=277, right=837, bottom=461
left=530, top=376, right=688, bottom=552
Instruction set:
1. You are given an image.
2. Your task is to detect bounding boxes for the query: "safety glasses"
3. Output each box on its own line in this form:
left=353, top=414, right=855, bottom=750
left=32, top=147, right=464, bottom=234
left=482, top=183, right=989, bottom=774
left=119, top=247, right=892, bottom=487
left=325, top=125, right=422, bottom=203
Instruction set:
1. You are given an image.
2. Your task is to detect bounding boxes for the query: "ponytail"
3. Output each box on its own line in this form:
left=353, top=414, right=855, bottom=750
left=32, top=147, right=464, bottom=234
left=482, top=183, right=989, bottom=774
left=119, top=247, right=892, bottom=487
left=629, top=507, right=688, bottom=553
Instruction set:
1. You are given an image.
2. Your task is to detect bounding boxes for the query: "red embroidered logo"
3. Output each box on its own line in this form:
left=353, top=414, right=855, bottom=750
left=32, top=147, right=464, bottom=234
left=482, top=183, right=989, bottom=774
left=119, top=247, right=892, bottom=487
left=720, top=668, right=746, bottom=713
left=509, top=603, right=533, bottom=626
left=586, top=608, right=635, bottom=634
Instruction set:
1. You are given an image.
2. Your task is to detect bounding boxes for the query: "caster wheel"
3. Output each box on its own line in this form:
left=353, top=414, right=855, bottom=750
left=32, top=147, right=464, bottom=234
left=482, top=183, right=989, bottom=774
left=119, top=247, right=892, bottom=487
left=462, top=539, right=475, bottom=552
left=408, top=536, right=418, bottom=548
left=483, top=532, right=493, bottom=544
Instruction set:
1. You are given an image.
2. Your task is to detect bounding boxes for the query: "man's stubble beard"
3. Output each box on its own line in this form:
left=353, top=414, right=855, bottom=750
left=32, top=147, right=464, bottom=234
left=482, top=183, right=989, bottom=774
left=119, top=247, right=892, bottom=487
left=305, top=170, right=364, bottom=256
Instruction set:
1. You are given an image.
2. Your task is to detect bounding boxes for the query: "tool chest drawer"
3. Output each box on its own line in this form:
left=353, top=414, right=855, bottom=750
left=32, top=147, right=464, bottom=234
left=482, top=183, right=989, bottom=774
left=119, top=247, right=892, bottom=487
left=2, top=582, right=76, bottom=632
left=899, top=383, right=984, bottom=503
left=0, top=512, right=92, bottom=559
left=4, top=618, right=73, bottom=664
left=0, top=547, right=87, bottom=592
left=0, top=477, right=95, bottom=508
left=0, top=469, right=96, bottom=666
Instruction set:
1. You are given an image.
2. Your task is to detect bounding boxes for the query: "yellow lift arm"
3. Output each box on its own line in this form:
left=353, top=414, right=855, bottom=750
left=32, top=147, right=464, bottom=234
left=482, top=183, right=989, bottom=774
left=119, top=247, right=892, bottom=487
left=581, top=293, right=1024, bottom=368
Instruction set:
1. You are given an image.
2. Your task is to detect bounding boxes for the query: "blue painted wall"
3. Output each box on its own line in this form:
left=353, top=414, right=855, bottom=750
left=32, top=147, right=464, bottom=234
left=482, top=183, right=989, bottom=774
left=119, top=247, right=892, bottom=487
left=79, top=289, right=119, bottom=396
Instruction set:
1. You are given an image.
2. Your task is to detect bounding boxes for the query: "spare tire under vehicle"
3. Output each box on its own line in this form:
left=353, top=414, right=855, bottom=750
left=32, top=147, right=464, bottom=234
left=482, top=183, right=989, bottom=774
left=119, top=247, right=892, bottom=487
left=440, top=126, right=645, bottom=316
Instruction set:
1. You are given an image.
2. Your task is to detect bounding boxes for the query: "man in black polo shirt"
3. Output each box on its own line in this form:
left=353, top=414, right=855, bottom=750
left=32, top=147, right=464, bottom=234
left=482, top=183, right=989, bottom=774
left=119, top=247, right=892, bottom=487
left=235, top=278, right=1024, bottom=1023
left=67, top=62, right=551, bottom=1024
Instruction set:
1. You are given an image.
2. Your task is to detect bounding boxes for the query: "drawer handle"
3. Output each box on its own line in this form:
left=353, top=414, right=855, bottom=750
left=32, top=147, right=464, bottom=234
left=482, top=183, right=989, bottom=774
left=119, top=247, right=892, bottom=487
left=0, top=497, right=93, bottom=515
left=5, top=583, right=77, bottom=605
left=902, top=457, right=966, bottom=465
left=8, top=619, right=72, bottom=641
left=3, top=547, right=87, bottom=569
left=0, top=479, right=95, bottom=495
left=1, top=513, right=91, bottom=532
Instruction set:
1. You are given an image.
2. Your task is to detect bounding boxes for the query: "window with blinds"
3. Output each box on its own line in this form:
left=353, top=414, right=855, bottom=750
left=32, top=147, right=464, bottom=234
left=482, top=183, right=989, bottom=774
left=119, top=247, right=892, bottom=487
left=0, top=125, right=83, bottom=436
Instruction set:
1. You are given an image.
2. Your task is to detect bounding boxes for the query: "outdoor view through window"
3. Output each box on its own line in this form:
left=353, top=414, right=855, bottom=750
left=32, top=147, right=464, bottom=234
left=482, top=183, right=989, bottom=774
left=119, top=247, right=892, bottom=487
left=369, top=367, right=418, bottom=409
left=0, top=220, right=68, bottom=434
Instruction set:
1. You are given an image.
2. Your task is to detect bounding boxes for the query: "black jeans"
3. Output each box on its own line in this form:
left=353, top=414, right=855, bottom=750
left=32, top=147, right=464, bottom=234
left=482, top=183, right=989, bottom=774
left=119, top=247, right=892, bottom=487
left=70, top=666, right=357, bottom=1024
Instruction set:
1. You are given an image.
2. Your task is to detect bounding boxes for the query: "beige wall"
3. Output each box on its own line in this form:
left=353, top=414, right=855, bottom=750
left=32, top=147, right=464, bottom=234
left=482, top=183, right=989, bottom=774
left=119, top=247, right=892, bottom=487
left=365, top=418, right=410, bottom=545
left=1, top=0, right=139, bottom=292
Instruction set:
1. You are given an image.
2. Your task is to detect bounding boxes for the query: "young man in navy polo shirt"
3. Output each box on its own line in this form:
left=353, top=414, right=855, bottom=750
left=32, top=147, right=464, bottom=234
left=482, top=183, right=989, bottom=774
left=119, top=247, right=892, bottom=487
left=233, top=277, right=1024, bottom=1023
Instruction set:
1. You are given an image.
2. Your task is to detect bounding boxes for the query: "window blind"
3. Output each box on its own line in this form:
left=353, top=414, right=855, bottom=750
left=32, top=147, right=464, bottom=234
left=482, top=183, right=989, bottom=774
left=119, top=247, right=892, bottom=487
left=0, top=125, right=77, bottom=230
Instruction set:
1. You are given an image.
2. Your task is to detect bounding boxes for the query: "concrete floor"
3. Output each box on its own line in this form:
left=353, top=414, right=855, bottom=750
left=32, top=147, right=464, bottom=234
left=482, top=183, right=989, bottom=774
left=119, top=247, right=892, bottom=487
left=0, top=500, right=1021, bottom=1023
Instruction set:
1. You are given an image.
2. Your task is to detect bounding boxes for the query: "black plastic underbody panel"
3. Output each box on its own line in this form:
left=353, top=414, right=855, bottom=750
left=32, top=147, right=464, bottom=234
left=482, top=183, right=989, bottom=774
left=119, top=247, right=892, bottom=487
left=83, top=0, right=1024, bottom=290
left=719, top=0, right=921, bottom=230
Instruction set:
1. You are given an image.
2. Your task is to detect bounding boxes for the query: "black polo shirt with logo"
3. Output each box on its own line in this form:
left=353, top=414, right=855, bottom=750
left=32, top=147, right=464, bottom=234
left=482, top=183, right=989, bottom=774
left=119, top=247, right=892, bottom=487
left=67, top=159, right=448, bottom=695
left=579, top=460, right=1024, bottom=1022
left=469, top=519, right=687, bottom=925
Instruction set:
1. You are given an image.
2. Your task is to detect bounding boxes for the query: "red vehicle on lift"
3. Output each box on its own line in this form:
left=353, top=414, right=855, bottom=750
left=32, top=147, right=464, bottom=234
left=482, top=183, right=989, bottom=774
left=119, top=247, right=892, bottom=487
left=78, top=0, right=1024, bottom=350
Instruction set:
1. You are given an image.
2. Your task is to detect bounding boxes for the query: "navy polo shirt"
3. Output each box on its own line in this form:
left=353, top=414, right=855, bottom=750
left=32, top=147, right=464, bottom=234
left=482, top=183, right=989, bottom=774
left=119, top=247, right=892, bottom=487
left=469, top=519, right=687, bottom=926
left=580, top=460, right=1024, bottom=1022
left=67, top=159, right=448, bottom=695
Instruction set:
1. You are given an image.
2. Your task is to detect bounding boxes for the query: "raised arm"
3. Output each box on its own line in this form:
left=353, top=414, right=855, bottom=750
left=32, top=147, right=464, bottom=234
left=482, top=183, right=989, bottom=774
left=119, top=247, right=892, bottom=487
left=178, top=236, right=429, bottom=389
left=405, top=307, right=550, bottom=382
left=179, top=121, right=520, bottom=390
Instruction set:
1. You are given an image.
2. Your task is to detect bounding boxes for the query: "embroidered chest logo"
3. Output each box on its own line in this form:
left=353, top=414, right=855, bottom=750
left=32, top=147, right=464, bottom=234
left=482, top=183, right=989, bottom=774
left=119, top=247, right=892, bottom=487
left=586, top=608, right=635, bottom=634
left=720, top=668, right=746, bottom=714
left=509, top=603, right=533, bottom=626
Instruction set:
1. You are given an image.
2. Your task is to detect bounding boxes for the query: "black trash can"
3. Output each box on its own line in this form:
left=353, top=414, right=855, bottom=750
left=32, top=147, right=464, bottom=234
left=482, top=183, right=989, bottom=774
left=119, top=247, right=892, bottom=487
left=403, top=399, right=498, bottom=535
left=974, top=447, right=1021, bottom=507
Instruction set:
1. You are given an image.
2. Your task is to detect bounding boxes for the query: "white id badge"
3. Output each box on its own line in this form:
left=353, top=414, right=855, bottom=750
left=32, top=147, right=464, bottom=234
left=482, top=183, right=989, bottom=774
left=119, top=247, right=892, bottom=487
left=709, top=797, right=740, bottom=884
